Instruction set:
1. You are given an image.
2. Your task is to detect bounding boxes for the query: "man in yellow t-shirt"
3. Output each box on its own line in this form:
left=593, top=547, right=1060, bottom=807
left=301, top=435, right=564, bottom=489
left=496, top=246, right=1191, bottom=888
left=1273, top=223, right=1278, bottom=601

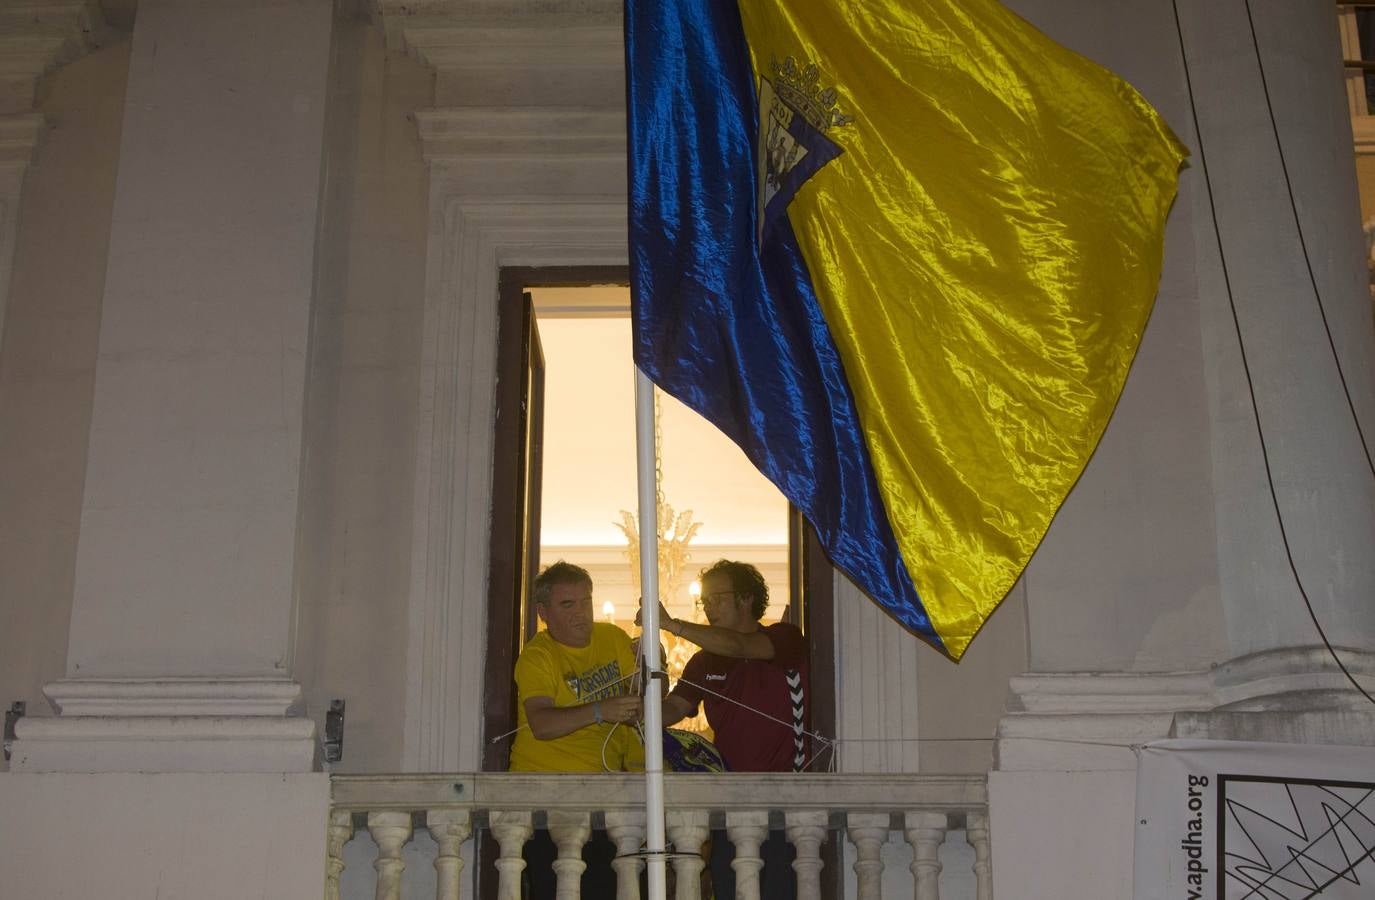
left=509, top=561, right=644, bottom=772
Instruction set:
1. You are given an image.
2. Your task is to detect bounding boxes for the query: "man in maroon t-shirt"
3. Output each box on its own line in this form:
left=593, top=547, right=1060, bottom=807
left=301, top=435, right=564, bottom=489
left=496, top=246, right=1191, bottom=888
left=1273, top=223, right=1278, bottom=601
left=658, top=562, right=809, bottom=771
left=647, top=559, right=809, bottom=899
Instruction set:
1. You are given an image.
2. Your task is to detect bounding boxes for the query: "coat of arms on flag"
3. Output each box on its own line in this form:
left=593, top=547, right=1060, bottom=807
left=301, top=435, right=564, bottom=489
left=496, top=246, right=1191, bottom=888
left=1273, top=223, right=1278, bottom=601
left=755, top=56, right=849, bottom=244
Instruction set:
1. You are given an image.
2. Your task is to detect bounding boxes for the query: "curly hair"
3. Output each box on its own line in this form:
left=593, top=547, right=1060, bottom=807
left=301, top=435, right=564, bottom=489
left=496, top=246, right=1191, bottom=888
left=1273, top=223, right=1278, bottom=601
left=533, top=560, right=593, bottom=607
left=699, top=559, right=768, bottom=620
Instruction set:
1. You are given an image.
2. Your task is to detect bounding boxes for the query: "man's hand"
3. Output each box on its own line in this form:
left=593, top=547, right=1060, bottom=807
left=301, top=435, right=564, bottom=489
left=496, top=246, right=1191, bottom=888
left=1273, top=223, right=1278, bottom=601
left=597, top=694, right=642, bottom=724
left=635, top=598, right=774, bottom=660
left=633, top=600, right=677, bottom=634
left=524, top=694, right=642, bottom=740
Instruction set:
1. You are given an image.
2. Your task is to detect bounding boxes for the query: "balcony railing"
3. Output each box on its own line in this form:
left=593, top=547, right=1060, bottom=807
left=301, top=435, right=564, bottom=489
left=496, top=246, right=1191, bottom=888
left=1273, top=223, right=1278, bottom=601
left=328, top=772, right=990, bottom=900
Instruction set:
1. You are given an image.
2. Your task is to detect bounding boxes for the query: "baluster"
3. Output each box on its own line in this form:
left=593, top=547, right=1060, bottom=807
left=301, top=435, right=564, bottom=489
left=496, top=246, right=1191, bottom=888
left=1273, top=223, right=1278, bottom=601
left=605, top=809, right=648, bottom=900
left=725, top=811, right=769, bottom=900
left=785, top=810, right=828, bottom=900
left=847, top=813, right=889, bottom=900
left=904, top=813, right=947, bottom=900
left=489, top=810, right=534, bottom=900
left=967, top=812, right=993, bottom=900
left=427, top=809, right=472, bottom=900
left=325, top=810, right=354, bottom=900
left=368, top=811, right=413, bottom=900
left=548, top=809, right=592, bottom=900
left=665, top=809, right=709, bottom=900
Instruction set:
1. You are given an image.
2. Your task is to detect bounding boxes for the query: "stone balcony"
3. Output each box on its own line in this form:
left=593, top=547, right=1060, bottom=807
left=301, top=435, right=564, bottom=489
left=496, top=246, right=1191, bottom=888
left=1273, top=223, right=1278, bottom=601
left=328, top=772, right=991, bottom=900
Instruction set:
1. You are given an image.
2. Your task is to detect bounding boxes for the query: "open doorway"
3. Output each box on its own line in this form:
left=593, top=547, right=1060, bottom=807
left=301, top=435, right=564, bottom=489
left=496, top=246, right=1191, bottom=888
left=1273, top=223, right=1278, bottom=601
left=483, top=267, right=835, bottom=770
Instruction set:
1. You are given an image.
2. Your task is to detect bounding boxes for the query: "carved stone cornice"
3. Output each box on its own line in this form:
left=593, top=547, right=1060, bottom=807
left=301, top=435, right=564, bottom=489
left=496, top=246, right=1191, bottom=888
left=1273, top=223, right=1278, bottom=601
left=43, top=677, right=305, bottom=717
left=402, top=22, right=620, bottom=72
left=375, top=0, right=619, bottom=63
left=0, top=111, right=43, bottom=171
left=995, top=646, right=1375, bottom=771
left=0, top=0, right=106, bottom=114
left=415, top=107, right=623, bottom=162
left=8, top=678, right=317, bottom=772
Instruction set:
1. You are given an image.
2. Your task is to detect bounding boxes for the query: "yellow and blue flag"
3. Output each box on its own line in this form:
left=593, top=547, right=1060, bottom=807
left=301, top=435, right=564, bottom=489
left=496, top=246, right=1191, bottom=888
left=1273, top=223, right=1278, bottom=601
left=626, top=0, right=1186, bottom=659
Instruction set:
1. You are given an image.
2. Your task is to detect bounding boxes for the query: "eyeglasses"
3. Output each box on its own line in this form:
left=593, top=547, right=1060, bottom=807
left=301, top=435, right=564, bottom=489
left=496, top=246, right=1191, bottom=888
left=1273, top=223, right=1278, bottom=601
left=695, top=590, right=738, bottom=609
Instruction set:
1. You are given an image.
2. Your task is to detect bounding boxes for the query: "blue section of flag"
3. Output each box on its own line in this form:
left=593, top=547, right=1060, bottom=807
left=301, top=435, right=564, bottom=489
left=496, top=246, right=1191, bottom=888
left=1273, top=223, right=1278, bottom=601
left=625, top=0, right=940, bottom=648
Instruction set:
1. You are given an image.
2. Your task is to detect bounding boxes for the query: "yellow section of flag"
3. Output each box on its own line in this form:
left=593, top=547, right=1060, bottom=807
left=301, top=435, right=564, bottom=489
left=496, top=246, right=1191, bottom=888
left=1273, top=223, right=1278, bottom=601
left=738, top=0, right=1187, bottom=658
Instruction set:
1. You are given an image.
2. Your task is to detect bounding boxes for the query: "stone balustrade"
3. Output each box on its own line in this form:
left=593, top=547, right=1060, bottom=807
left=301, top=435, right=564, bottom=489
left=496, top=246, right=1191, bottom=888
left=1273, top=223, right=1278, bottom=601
left=328, top=772, right=989, bottom=900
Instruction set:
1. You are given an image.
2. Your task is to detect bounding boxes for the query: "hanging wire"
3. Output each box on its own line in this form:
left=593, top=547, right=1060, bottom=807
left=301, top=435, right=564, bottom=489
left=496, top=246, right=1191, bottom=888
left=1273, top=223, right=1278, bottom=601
left=1170, top=0, right=1375, bottom=706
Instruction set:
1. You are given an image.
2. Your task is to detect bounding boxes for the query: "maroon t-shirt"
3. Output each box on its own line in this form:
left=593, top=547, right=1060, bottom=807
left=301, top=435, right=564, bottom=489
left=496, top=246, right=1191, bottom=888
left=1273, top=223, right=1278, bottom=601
left=669, top=622, right=810, bottom=772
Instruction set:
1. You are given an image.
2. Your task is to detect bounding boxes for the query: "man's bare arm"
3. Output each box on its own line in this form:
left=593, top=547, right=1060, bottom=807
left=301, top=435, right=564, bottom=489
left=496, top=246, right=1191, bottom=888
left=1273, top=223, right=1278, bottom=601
left=639, top=601, right=775, bottom=660
left=661, top=693, right=696, bottom=728
left=524, top=694, right=641, bottom=741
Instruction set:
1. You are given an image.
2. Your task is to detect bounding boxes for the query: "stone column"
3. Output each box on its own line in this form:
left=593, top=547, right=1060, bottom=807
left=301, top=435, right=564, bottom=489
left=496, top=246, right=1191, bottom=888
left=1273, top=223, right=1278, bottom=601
left=1178, top=0, right=1375, bottom=663
left=846, top=813, right=889, bottom=900
left=726, top=810, right=770, bottom=900
left=990, top=0, right=1375, bottom=896
left=904, top=812, right=945, bottom=900
left=1011, top=0, right=1375, bottom=697
left=548, top=809, right=592, bottom=900
left=10, top=0, right=332, bottom=772
left=427, top=809, right=472, bottom=900
left=665, top=809, right=709, bottom=900
left=325, top=809, right=354, bottom=900
left=833, top=574, right=921, bottom=773
left=785, top=809, right=829, bottom=900
left=966, top=813, right=991, bottom=900
left=369, top=811, right=413, bottom=900
left=490, top=811, right=533, bottom=900
left=607, top=809, right=650, bottom=900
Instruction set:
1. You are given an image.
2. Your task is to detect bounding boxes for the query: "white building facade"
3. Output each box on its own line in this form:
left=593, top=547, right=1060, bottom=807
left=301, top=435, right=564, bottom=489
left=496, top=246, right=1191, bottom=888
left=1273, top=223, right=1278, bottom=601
left=0, top=0, right=1372, bottom=897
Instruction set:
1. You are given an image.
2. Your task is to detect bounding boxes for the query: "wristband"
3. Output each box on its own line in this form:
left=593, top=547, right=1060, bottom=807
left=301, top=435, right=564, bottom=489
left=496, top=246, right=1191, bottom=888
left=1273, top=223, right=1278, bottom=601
left=593, top=701, right=603, bottom=725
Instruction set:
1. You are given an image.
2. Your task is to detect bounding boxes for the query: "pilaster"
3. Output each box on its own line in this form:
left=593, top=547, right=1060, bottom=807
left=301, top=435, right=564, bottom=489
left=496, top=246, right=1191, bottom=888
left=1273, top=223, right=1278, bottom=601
left=12, top=0, right=334, bottom=772
left=833, top=572, right=920, bottom=773
left=386, top=5, right=628, bottom=771
left=0, top=112, right=41, bottom=349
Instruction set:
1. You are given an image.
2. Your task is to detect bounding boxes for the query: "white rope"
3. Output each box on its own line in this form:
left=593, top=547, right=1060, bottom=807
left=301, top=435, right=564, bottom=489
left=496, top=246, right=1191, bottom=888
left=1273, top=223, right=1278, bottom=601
left=669, top=672, right=839, bottom=772
left=492, top=665, right=1139, bottom=769
left=488, top=668, right=643, bottom=746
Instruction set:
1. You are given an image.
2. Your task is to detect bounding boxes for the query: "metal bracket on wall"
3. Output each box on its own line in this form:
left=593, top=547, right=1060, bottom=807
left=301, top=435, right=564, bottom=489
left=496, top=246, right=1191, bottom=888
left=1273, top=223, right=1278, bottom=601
left=3, top=701, right=24, bottom=762
left=323, top=699, right=345, bottom=764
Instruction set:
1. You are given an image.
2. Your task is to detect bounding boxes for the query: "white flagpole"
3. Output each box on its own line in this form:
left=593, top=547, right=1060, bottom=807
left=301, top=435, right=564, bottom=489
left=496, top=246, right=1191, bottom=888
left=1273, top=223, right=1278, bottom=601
left=634, top=366, right=669, bottom=900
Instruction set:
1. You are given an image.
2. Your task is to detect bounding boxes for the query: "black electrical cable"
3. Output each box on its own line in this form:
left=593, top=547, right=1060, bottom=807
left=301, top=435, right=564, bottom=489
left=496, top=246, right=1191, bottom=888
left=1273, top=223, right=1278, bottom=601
left=1246, top=0, right=1375, bottom=485
left=1170, top=0, right=1375, bottom=706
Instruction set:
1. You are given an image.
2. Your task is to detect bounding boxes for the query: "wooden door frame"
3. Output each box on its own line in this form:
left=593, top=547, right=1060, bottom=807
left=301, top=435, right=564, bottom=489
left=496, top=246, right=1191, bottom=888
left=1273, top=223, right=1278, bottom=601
left=483, top=265, right=630, bottom=771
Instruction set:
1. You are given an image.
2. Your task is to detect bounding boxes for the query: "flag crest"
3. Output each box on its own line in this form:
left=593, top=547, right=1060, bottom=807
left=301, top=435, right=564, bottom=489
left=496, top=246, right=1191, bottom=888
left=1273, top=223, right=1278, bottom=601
left=627, top=0, right=1186, bottom=659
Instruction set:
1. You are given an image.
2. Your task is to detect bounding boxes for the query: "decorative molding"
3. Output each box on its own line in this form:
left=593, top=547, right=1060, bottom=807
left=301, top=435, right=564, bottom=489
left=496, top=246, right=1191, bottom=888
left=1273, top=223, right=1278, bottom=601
left=9, top=715, right=316, bottom=772
left=995, top=646, right=1375, bottom=770
left=376, top=0, right=620, bottom=52
left=0, top=111, right=43, bottom=163
left=0, top=112, right=44, bottom=356
left=401, top=194, right=627, bottom=773
left=833, top=570, right=922, bottom=774
left=0, top=0, right=105, bottom=114
left=10, top=678, right=315, bottom=771
left=401, top=24, right=621, bottom=72
left=415, top=108, right=624, bottom=162
left=43, top=677, right=304, bottom=717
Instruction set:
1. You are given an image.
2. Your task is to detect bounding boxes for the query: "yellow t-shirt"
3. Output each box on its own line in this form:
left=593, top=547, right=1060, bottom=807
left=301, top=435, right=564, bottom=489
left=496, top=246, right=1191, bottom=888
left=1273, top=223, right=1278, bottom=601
left=508, top=622, right=645, bottom=772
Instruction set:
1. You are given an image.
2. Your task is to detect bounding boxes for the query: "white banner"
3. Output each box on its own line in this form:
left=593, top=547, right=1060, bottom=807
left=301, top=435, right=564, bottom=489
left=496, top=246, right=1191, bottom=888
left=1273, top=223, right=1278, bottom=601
left=1134, top=739, right=1375, bottom=899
